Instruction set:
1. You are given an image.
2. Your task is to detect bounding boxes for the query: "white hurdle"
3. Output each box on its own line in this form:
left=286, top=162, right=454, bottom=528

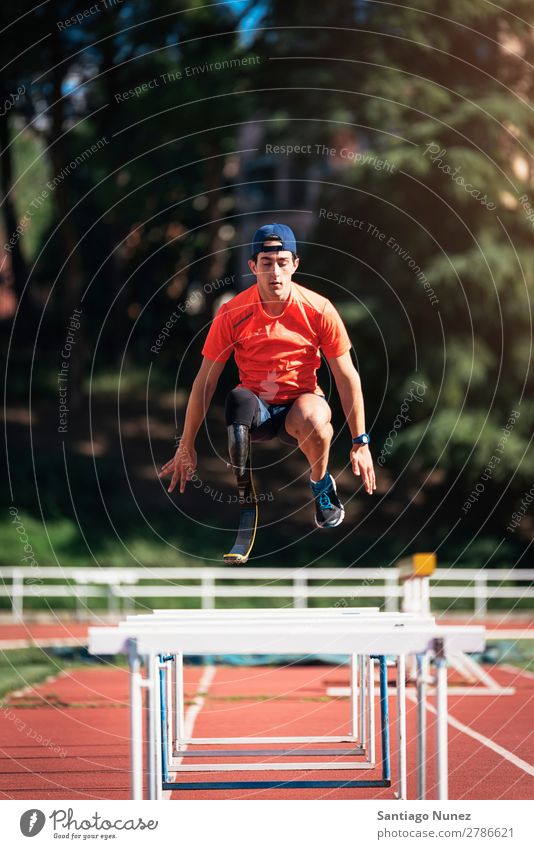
left=125, top=608, right=408, bottom=742
left=120, top=609, right=433, bottom=768
left=130, top=606, right=380, bottom=750
left=88, top=611, right=485, bottom=801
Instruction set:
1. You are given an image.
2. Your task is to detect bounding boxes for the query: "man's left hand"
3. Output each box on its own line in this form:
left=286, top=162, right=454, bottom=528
left=350, top=444, right=376, bottom=494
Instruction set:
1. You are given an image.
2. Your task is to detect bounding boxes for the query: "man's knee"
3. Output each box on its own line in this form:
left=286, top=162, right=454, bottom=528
left=303, top=419, right=333, bottom=443
left=286, top=401, right=332, bottom=440
left=225, top=388, right=260, bottom=428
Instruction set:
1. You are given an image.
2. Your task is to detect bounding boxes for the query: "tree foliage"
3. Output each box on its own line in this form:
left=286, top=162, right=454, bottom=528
left=2, top=1, right=532, bottom=561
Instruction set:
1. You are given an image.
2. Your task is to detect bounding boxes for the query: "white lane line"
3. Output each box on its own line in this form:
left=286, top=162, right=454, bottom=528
left=499, top=664, right=534, bottom=682
left=486, top=631, right=534, bottom=639
left=0, top=638, right=86, bottom=649
left=406, top=691, right=534, bottom=777
left=163, top=664, right=216, bottom=800
left=327, top=686, right=515, bottom=697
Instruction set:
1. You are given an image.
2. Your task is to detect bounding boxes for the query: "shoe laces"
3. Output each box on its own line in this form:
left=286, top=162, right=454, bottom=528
left=318, top=490, right=333, bottom=510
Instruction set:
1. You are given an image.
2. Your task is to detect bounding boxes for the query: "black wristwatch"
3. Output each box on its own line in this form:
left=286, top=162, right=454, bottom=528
left=352, top=433, right=371, bottom=445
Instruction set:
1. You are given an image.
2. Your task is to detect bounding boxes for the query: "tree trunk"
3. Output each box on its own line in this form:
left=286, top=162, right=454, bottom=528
left=47, top=35, right=86, bottom=412
left=99, top=30, right=130, bottom=367
left=0, top=85, right=28, bottom=307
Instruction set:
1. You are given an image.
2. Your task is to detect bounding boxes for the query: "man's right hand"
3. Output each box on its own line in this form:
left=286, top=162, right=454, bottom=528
left=159, top=443, right=197, bottom=494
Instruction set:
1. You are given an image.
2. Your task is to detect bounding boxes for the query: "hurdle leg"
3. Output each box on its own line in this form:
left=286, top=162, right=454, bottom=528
left=127, top=639, right=143, bottom=801
left=378, top=656, right=391, bottom=783
left=435, top=640, right=448, bottom=800
left=367, top=656, right=375, bottom=765
left=146, top=654, right=163, bottom=800
left=146, top=655, right=156, bottom=800
left=166, top=658, right=173, bottom=766
left=159, top=657, right=170, bottom=785
left=174, top=653, right=185, bottom=751
left=350, top=653, right=358, bottom=741
left=359, top=654, right=366, bottom=748
left=154, top=655, right=163, bottom=799
left=396, top=654, right=407, bottom=800
left=158, top=655, right=174, bottom=777
left=416, top=653, right=427, bottom=800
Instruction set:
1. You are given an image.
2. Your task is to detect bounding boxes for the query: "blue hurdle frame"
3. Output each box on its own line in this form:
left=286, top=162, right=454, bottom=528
left=159, top=654, right=369, bottom=766
left=160, top=654, right=391, bottom=792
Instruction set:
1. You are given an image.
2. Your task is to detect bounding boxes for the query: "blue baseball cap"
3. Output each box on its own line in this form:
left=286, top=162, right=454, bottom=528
left=251, top=223, right=297, bottom=257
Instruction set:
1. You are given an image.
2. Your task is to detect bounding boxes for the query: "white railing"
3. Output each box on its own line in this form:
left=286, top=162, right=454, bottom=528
left=0, top=566, right=533, bottom=620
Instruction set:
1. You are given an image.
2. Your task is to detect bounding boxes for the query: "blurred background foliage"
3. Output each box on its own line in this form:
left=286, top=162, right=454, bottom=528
left=1, top=0, right=533, bottom=569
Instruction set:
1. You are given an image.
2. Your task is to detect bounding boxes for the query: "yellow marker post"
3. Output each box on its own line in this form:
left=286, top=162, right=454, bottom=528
left=412, top=552, right=437, bottom=578
left=397, top=552, right=437, bottom=692
left=397, top=552, right=437, bottom=615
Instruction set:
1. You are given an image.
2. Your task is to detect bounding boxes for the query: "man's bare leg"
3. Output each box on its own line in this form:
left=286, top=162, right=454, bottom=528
left=284, top=393, right=333, bottom=480
left=285, top=394, right=344, bottom=528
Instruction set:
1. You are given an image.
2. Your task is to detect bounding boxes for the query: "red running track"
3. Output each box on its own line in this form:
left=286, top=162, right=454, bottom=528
left=0, top=661, right=533, bottom=801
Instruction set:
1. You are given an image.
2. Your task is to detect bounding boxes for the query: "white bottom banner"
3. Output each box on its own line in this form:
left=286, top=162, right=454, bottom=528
left=2, top=800, right=531, bottom=848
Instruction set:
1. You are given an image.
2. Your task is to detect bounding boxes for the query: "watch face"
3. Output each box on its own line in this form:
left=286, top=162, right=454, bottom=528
left=362, top=435, right=370, bottom=443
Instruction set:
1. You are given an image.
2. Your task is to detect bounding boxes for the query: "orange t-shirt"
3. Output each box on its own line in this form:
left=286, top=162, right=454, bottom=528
left=201, top=282, right=352, bottom=403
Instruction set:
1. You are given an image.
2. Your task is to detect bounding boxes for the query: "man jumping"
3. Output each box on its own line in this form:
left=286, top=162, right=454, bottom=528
left=159, top=223, right=375, bottom=562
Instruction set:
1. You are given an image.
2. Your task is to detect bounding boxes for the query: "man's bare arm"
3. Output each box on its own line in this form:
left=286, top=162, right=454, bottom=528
left=181, top=357, right=226, bottom=446
left=159, top=356, right=226, bottom=493
left=327, top=351, right=376, bottom=494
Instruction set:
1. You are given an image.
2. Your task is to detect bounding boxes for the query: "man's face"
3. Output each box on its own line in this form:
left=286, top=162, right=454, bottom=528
left=248, top=240, right=299, bottom=302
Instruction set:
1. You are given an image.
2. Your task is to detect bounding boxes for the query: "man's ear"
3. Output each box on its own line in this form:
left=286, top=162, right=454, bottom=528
left=292, top=256, right=300, bottom=272
left=248, top=258, right=257, bottom=275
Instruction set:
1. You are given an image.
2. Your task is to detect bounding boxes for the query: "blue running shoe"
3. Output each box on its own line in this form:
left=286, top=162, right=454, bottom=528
left=310, top=473, right=345, bottom=528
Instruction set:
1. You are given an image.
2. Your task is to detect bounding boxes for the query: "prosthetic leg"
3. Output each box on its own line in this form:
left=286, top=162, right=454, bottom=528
left=223, top=424, right=258, bottom=565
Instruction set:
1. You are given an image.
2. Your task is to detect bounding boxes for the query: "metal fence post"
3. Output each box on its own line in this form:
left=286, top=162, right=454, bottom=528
left=107, top=584, right=118, bottom=618
left=474, top=575, right=487, bottom=618
left=201, top=571, right=215, bottom=609
left=201, top=572, right=215, bottom=666
left=11, top=569, right=23, bottom=620
left=293, top=574, right=307, bottom=608
left=385, top=575, right=398, bottom=612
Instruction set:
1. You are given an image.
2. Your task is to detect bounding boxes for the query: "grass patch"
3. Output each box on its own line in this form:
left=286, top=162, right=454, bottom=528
left=82, top=365, right=173, bottom=395
left=0, top=648, right=67, bottom=701
left=489, top=639, right=534, bottom=673
left=0, top=510, right=218, bottom=572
